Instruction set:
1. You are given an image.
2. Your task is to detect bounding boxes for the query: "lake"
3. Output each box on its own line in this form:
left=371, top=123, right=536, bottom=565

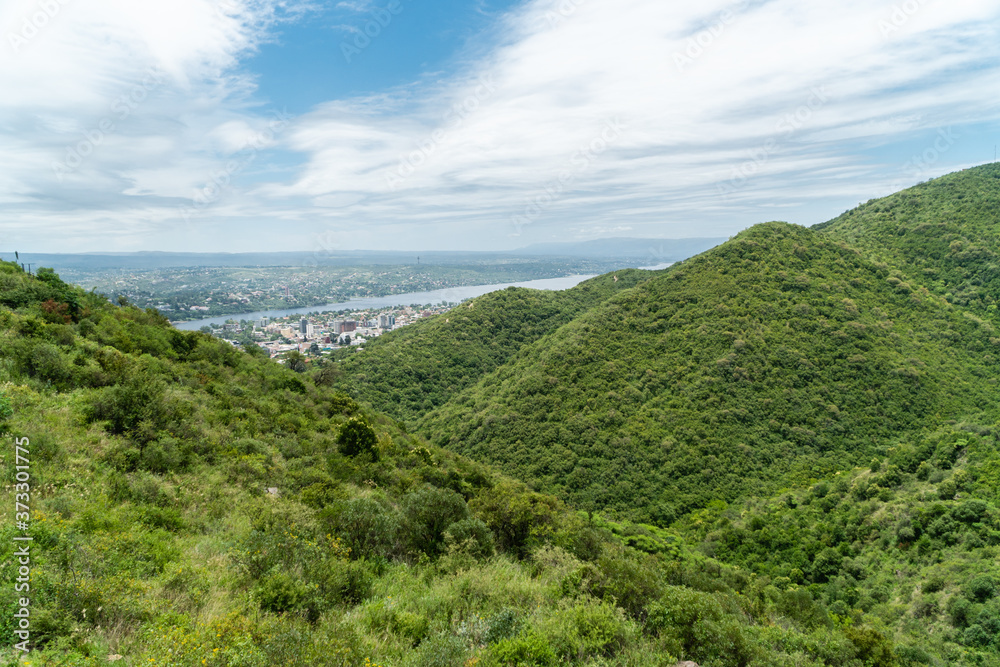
left=172, top=273, right=596, bottom=330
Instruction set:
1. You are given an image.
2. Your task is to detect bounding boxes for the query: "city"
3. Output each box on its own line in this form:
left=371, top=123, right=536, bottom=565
left=205, top=303, right=451, bottom=360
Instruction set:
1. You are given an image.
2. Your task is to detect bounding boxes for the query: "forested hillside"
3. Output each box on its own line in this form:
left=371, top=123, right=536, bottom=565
left=675, top=427, right=1000, bottom=666
left=816, top=163, right=1000, bottom=314
left=419, top=222, right=1000, bottom=522
left=1, top=260, right=932, bottom=666
left=332, top=270, right=654, bottom=423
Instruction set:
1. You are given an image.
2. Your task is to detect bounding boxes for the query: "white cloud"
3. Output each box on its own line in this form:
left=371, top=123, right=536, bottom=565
left=1, top=0, right=999, bottom=251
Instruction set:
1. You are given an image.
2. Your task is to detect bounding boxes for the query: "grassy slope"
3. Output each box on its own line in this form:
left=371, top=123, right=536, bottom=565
left=332, top=270, right=655, bottom=423
left=0, top=261, right=925, bottom=667
left=815, top=163, right=1000, bottom=314
left=419, top=222, right=1000, bottom=522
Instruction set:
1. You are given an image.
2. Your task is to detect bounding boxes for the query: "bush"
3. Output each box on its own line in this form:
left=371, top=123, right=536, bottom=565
left=401, top=486, right=470, bottom=556
left=966, top=575, right=997, bottom=602
left=962, top=624, right=992, bottom=648
left=337, top=417, right=379, bottom=460
left=0, top=394, right=12, bottom=434
left=444, top=518, right=495, bottom=559
left=485, top=609, right=522, bottom=645
left=336, top=496, right=400, bottom=560
left=257, top=571, right=312, bottom=614
left=471, top=482, right=559, bottom=557
left=542, top=598, right=632, bottom=661
left=406, top=634, right=468, bottom=667
left=491, top=630, right=557, bottom=667
left=646, top=586, right=763, bottom=665
left=85, top=373, right=168, bottom=437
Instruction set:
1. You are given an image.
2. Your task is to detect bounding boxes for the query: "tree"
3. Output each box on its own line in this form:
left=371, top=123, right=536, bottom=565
left=337, top=417, right=379, bottom=460
left=283, top=350, right=308, bottom=373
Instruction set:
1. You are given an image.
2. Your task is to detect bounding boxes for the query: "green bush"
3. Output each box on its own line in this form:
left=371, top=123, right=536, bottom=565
left=491, top=630, right=557, bottom=667
left=0, top=393, right=12, bottom=434
left=444, top=518, right=496, bottom=559
left=966, top=575, right=997, bottom=602
left=335, top=496, right=400, bottom=560
left=406, top=634, right=468, bottom=667
left=471, top=482, right=559, bottom=557
left=257, top=571, right=312, bottom=614
left=337, top=416, right=379, bottom=459
left=646, top=586, right=763, bottom=665
left=542, top=598, right=632, bottom=661
left=402, top=486, right=470, bottom=556
left=484, top=609, right=522, bottom=645
left=85, top=373, right=168, bottom=437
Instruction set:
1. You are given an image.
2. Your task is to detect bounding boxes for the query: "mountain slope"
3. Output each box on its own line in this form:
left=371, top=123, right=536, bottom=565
left=816, top=162, right=1000, bottom=313
left=2, top=260, right=924, bottom=666
left=419, top=222, right=1000, bottom=523
left=333, top=269, right=655, bottom=422
left=678, top=427, right=1000, bottom=666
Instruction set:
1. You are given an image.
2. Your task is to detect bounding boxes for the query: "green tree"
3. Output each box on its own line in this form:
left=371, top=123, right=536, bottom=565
left=283, top=350, right=308, bottom=373
left=337, top=417, right=379, bottom=460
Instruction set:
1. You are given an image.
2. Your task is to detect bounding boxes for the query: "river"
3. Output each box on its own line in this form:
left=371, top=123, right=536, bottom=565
left=171, top=273, right=598, bottom=330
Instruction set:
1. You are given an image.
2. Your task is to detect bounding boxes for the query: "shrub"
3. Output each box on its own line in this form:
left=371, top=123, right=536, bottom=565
left=491, top=630, right=557, bottom=667
left=313, top=558, right=375, bottom=607
left=406, top=634, right=468, bottom=667
left=962, top=624, right=992, bottom=648
left=141, top=437, right=191, bottom=474
left=337, top=417, right=379, bottom=459
left=541, top=598, right=632, bottom=661
left=471, top=482, right=559, bottom=557
left=646, top=586, right=763, bottom=664
left=402, top=486, right=470, bottom=556
left=444, top=518, right=496, bottom=559
left=966, top=575, right=997, bottom=602
left=0, top=393, right=12, bottom=434
left=257, top=571, right=311, bottom=614
left=485, top=609, right=522, bottom=645
left=85, top=373, right=168, bottom=437
left=337, top=496, right=400, bottom=560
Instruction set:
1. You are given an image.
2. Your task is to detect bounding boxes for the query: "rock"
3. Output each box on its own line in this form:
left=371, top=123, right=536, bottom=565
left=674, top=662, right=700, bottom=667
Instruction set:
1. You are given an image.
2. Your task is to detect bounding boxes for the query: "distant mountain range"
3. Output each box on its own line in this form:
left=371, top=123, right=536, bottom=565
left=1, top=237, right=726, bottom=271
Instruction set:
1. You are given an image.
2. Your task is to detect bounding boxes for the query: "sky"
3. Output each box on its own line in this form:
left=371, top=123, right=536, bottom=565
left=1, top=0, right=999, bottom=253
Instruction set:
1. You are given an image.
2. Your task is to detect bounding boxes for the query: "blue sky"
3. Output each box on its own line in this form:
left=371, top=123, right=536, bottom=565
left=1, top=0, right=999, bottom=253
left=247, top=1, right=520, bottom=113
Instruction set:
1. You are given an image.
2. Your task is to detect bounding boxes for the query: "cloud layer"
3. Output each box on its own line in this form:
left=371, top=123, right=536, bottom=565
left=2, top=0, right=999, bottom=252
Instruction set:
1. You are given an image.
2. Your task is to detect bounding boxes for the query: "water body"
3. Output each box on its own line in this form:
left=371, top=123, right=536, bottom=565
left=172, top=273, right=598, bottom=330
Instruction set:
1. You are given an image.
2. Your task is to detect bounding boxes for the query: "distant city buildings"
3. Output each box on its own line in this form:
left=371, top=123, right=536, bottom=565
left=207, top=303, right=449, bottom=358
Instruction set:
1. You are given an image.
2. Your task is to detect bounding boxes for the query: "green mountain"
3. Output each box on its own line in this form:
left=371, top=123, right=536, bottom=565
left=2, top=261, right=927, bottom=666
left=816, top=163, right=1000, bottom=313
left=418, top=222, right=1000, bottom=522
left=332, top=270, right=654, bottom=423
